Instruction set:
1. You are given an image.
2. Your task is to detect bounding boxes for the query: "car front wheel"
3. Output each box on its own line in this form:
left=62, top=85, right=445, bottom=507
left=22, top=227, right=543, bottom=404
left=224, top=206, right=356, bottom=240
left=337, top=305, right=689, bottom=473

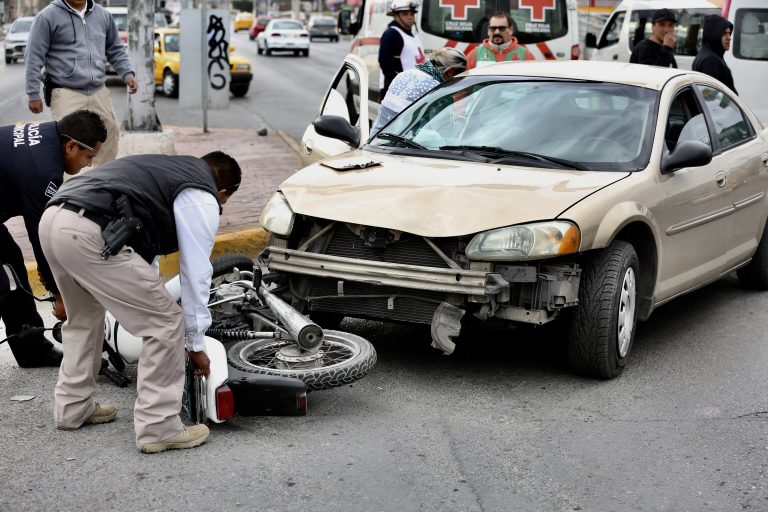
left=5, top=57, right=11, bottom=64
left=162, top=69, right=178, bottom=98
left=568, top=240, right=639, bottom=379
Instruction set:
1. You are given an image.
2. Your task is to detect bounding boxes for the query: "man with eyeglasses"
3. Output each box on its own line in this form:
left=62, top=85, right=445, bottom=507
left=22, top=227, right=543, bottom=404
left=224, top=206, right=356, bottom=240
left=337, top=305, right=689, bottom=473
left=466, top=12, right=534, bottom=69
left=39, top=151, right=241, bottom=454
left=0, top=110, right=105, bottom=369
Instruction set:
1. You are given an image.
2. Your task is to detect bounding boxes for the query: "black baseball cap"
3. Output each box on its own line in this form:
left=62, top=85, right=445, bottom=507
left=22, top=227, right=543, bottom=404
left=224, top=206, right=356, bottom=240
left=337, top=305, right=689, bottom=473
left=652, top=8, right=677, bottom=23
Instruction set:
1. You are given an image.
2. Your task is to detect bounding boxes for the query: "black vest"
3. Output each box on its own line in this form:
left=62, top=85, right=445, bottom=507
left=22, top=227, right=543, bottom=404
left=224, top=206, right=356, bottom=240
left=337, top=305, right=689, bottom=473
left=49, top=155, right=220, bottom=261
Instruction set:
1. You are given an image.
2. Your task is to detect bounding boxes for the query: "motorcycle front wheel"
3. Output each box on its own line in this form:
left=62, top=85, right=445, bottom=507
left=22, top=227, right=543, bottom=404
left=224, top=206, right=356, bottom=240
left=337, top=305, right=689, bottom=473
left=227, top=330, right=377, bottom=391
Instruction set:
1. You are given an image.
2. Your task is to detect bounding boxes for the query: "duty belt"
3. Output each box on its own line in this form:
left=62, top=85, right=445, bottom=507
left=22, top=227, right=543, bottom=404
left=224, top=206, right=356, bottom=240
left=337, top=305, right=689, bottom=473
left=59, top=203, right=111, bottom=229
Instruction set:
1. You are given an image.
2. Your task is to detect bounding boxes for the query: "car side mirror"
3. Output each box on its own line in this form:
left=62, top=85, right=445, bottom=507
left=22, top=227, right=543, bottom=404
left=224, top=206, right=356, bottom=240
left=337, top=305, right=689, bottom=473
left=661, top=141, right=713, bottom=174
left=313, top=115, right=360, bottom=147
left=585, top=32, right=597, bottom=49
left=338, top=10, right=353, bottom=35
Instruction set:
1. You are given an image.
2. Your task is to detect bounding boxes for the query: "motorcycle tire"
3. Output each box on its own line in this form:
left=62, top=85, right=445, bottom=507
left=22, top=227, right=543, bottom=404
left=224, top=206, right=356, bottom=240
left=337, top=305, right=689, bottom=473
left=227, top=330, right=377, bottom=391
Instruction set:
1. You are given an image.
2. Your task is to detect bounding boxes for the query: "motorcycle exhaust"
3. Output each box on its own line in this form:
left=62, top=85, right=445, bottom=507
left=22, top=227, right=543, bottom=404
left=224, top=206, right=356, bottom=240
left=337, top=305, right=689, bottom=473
left=259, top=283, right=324, bottom=351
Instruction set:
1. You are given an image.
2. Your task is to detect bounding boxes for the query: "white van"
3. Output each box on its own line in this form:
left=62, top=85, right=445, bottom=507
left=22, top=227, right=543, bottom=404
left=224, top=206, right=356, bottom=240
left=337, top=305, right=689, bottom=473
left=584, top=0, right=722, bottom=69
left=723, top=0, right=768, bottom=121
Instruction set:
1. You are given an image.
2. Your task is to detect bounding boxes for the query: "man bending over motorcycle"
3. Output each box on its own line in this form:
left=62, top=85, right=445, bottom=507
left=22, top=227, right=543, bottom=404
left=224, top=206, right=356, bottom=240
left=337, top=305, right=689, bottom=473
left=39, top=151, right=241, bottom=454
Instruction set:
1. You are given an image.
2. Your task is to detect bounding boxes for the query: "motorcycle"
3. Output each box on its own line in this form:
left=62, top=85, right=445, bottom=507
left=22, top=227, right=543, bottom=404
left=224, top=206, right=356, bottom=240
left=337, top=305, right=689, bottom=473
left=102, top=254, right=377, bottom=424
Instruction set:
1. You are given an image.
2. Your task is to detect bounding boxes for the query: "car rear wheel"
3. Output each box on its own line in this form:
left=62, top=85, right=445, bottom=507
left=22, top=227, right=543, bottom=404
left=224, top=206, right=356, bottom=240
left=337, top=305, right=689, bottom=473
left=249, top=34, right=255, bottom=41
left=568, top=240, right=638, bottom=379
left=230, top=83, right=249, bottom=98
left=4, top=57, right=11, bottom=64
left=265, top=43, right=272, bottom=56
left=737, top=220, right=768, bottom=289
left=162, top=69, right=178, bottom=98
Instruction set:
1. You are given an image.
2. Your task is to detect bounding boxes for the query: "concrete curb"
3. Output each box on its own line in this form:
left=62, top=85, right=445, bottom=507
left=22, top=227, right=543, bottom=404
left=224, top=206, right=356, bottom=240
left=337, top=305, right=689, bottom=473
left=25, top=227, right=271, bottom=296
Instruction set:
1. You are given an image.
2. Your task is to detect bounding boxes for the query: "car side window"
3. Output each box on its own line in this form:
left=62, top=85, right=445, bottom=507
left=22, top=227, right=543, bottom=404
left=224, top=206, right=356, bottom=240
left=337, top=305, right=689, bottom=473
left=322, top=65, right=361, bottom=127
left=598, top=11, right=625, bottom=48
left=666, top=88, right=711, bottom=153
left=695, top=84, right=752, bottom=151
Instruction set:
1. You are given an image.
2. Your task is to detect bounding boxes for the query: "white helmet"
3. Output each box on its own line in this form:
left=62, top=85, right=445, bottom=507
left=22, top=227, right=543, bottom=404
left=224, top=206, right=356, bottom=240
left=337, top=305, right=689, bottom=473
left=387, top=0, right=418, bottom=16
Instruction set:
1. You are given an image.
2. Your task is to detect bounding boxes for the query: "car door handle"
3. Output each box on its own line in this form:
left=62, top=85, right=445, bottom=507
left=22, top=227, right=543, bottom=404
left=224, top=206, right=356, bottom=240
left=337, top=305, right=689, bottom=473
left=715, top=171, right=727, bottom=188
left=304, top=140, right=313, bottom=155
left=611, top=54, right=618, bottom=60
left=762, top=152, right=768, bottom=168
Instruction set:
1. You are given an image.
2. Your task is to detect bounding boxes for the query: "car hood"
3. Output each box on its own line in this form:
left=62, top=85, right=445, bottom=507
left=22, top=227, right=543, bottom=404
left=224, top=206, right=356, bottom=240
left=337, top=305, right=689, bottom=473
left=6, top=32, right=29, bottom=42
left=279, top=151, right=630, bottom=237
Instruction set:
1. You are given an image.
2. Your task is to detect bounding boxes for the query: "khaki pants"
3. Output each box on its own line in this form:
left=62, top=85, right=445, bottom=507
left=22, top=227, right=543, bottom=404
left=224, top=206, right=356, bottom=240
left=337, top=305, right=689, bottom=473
left=50, top=86, right=120, bottom=166
left=38, top=206, right=186, bottom=445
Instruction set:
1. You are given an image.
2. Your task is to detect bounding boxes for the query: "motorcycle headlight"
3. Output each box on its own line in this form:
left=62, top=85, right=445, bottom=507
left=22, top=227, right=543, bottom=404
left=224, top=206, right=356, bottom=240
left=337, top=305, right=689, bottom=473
left=466, top=221, right=580, bottom=261
left=260, top=192, right=295, bottom=236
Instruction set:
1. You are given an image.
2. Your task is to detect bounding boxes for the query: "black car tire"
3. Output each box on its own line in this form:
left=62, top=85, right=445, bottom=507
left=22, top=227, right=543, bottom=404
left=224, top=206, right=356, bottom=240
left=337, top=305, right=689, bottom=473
left=228, top=330, right=377, bottom=391
left=230, top=83, right=249, bottom=98
left=302, top=49, right=309, bottom=57
left=257, top=44, right=263, bottom=55
left=5, top=57, right=11, bottom=64
left=568, top=240, right=639, bottom=379
left=249, top=34, right=255, bottom=41
left=737, top=220, right=768, bottom=289
left=162, top=69, right=178, bottom=98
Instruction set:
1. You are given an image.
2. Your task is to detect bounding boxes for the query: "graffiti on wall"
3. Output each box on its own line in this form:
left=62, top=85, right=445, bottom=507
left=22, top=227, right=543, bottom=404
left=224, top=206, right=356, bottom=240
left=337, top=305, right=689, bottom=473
left=207, top=14, right=230, bottom=90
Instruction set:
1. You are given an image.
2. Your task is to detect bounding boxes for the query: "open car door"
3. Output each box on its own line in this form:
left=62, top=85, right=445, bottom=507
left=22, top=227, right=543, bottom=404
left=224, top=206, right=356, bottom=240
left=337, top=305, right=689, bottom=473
left=301, top=54, right=369, bottom=162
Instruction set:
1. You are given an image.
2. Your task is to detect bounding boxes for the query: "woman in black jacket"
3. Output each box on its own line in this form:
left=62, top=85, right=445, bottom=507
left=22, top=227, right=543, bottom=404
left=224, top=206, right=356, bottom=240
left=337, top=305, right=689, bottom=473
left=693, top=14, right=737, bottom=94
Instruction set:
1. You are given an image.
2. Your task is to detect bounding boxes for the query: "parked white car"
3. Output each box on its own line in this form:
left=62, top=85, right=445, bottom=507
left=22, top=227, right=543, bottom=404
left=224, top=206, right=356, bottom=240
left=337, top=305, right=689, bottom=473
left=4, top=16, right=34, bottom=64
left=256, top=19, right=310, bottom=57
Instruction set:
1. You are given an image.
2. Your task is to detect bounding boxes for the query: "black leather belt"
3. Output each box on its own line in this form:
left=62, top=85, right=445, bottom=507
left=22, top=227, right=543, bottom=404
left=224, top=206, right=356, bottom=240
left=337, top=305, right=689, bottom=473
left=59, top=203, right=111, bottom=229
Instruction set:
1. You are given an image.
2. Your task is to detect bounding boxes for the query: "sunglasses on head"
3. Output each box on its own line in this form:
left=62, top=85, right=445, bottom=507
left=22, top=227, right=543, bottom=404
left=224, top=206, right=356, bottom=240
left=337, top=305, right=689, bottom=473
left=62, top=133, right=96, bottom=152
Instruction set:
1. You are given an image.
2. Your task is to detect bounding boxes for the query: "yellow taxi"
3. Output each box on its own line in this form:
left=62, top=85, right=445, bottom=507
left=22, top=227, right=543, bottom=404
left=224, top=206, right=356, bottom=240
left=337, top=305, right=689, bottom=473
left=153, top=28, right=253, bottom=98
left=233, top=12, right=254, bottom=32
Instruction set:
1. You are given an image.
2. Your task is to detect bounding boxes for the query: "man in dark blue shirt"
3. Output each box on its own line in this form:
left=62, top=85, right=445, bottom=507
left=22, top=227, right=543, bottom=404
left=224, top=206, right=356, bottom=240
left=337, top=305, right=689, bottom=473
left=0, top=110, right=105, bottom=367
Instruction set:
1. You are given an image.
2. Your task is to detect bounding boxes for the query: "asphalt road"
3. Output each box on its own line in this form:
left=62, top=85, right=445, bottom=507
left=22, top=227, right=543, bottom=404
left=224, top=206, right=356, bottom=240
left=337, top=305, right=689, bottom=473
left=0, top=32, right=348, bottom=142
left=1, top=31, right=768, bottom=512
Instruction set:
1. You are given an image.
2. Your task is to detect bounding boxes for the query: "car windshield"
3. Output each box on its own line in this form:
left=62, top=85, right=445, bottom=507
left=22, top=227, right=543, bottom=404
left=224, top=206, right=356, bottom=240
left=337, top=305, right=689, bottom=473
left=154, top=13, right=168, bottom=28
left=111, top=13, right=127, bottom=31
left=312, top=18, right=335, bottom=26
left=11, top=19, right=33, bottom=32
left=164, top=33, right=180, bottom=52
left=272, top=21, right=303, bottom=30
left=368, top=76, right=658, bottom=171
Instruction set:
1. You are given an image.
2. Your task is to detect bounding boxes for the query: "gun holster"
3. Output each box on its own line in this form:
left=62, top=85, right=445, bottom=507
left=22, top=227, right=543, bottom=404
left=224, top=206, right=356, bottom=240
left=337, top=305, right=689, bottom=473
left=42, top=73, right=56, bottom=107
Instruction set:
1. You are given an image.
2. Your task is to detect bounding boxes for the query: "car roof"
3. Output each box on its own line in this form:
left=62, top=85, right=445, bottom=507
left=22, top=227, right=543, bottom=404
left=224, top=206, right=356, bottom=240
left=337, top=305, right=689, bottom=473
left=467, top=61, right=689, bottom=91
left=13, top=16, right=35, bottom=22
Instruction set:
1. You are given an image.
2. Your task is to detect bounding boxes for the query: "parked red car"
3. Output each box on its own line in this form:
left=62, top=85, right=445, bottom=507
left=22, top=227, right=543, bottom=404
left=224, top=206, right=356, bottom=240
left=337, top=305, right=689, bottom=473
left=249, top=16, right=274, bottom=40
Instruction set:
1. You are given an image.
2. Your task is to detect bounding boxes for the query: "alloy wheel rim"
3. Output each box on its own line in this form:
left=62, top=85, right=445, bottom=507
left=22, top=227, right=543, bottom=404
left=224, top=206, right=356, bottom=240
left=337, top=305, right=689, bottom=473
left=617, top=266, right=636, bottom=358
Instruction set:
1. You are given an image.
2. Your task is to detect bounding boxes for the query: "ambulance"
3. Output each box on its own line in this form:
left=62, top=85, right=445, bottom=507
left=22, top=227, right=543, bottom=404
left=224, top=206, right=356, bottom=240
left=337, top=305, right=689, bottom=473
left=301, top=0, right=581, bottom=161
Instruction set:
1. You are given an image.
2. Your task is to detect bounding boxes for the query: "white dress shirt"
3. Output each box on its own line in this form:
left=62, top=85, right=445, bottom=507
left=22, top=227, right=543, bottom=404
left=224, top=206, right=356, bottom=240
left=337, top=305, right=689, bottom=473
left=172, top=187, right=220, bottom=352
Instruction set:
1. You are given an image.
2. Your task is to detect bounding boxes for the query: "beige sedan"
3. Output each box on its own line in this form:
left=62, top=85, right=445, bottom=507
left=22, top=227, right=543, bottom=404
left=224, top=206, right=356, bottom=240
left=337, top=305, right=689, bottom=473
left=262, top=60, right=768, bottom=378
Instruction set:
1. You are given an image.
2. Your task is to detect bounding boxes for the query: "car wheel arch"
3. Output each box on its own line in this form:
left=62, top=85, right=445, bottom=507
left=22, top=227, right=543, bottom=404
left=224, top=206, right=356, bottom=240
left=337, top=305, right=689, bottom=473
left=572, top=206, right=659, bottom=322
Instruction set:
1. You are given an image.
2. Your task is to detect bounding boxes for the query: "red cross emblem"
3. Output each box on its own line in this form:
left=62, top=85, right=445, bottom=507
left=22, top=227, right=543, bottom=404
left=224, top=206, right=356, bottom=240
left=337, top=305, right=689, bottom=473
left=520, top=0, right=556, bottom=22
left=438, top=0, right=481, bottom=20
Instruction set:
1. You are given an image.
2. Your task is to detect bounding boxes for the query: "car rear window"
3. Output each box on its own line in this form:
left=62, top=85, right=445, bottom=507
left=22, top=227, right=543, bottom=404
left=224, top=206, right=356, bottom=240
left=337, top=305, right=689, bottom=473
left=273, top=21, right=303, bottom=30
left=313, top=18, right=336, bottom=26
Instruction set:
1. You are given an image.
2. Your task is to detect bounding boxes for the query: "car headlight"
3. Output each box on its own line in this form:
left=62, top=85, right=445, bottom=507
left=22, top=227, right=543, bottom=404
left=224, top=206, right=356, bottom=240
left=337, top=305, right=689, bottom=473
left=260, top=192, right=295, bottom=236
left=235, top=64, right=250, bottom=71
left=466, top=221, right=580, bottom=261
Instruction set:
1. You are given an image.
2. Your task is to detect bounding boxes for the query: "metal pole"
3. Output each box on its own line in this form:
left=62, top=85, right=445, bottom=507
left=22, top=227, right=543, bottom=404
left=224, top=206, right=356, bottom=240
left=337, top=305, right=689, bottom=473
left=201, top=0, right=209, bottom=133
